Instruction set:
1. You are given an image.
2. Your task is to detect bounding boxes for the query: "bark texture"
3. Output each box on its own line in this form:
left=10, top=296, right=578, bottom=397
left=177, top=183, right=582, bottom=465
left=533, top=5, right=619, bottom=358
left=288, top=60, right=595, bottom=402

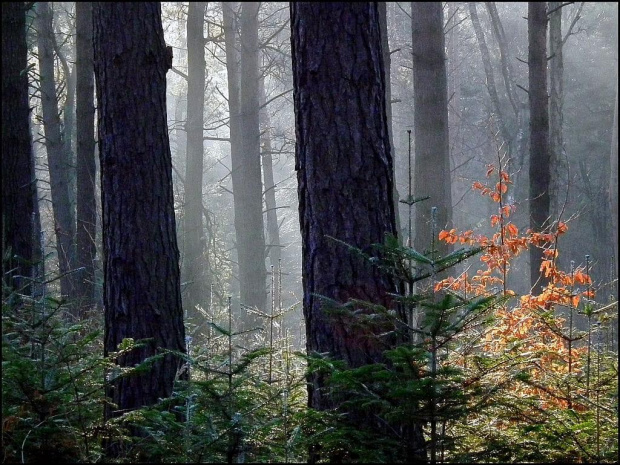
left=93, top=2, right=186, bottom=454
left=528, top=2, right=550, bottom=293
left=291, top=3, right=425, bottom=461
left=75, top=1, right=97, bottom=308
left=2, top=2, right=35, bottom=295
left=411, top=2, right=452, bottom=259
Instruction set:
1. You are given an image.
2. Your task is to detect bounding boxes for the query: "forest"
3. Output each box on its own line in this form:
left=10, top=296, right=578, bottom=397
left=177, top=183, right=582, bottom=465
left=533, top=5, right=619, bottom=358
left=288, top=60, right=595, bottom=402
left=1, top=2, right=618, bottom=463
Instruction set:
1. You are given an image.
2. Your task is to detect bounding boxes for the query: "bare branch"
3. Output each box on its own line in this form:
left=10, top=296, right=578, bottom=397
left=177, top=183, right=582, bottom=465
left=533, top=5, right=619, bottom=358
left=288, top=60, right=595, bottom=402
left=170, top=66, right=188, bottom=81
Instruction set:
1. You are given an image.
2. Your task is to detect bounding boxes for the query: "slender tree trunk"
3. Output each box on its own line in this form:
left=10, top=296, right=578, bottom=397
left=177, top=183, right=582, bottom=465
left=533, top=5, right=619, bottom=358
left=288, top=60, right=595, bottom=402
left=183, top=2, right=210, bottom=318
left=32, top=146, right=45, bottom=299
left=470, top=2, right=512, bottom=147
left=93, top=3, right=186, bottom=457
left=485, top=2, right=529, bottom=216
left=378, top=1, right=402, bottom=241
left=485, top=2, right=519, bottom=118
left=2, top=2, right=35, bottom=296
left=235, top=1, right=267, bottom=317
left=549, top=1, right=565, bottom=221
left=222, top=1, right=242, bottom=304
left=611, top=72, right=618, bottom=289
left=36, top=1, right=76, bottom=300
left=291, top=3, right=426, bottom=462
left=75, top=2, right=97, bottom=310
left=54, top=28, right=77, bottom=213
left=411, top=2, right=452, bottom=259
left=578, top=161, right=612, bottom=288
left=528, top=2, right=550, bottom=294
left=259, top=76, right=282, bottom=270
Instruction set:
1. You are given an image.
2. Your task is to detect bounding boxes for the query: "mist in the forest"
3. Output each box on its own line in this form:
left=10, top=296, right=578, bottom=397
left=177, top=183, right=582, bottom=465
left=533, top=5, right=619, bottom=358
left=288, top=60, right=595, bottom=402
left=153, top=2, right=618, bottom=343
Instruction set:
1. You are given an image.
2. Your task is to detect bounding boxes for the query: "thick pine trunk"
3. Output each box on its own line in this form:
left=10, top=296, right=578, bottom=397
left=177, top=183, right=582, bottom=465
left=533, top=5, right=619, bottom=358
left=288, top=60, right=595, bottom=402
left=37, top=1, right=76, bottom=299
left=75, top=2, right=97, bottom=310
left=411, top=2, right=452, bottom=259
left=528, top=2, right=550, bottom=294
left=183, top=2, right=210, bottom=318
left=93, top=2, right=186, bottom=455
left=291, top=3, right=426, bottom=461
left=2, top=2, right=35, bottom=295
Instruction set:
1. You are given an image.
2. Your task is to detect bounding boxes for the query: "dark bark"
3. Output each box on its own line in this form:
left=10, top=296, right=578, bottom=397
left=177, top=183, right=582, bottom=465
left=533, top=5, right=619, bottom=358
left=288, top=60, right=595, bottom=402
left=411, top=2, right=452, bottom=259
left=93, top=2, right=186, bottom=456
left=528, top=2, right=550, bottom=294
left=75, top=2, right=97, bottom=309
left=259, top=76, right=282, bottom=270
left=2, top=2, right=35, bottom=296
left=37, top=1, right=76, bottom=299
left=183, top=2, right=210, bottom=318
left=291, top=3, right=425, bottom=462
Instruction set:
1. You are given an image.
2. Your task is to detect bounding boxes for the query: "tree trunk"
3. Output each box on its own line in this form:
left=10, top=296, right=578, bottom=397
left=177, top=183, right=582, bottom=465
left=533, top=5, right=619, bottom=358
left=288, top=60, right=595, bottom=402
left=482, top=3, right=530, bottom=294
left=222, top=1, right=242, bottom=305
left=549, top=1, right=565, bottom=222
left=378, top=1, right=402, bottom=241
left=469, top=2, right=512, bottom=147
left=611, top=71, right=618, bottom=291
left=75, top=1, right=97, bottom=310
left=235, top=1, right=267, bottom=318
left=411, top=2, right=452, bottom=259
left=183, top=1, right=210, bottom=319
left=528, top=2, right=550, bottom=294
left=485, top=2, right=520, bottom=118
left=259, top=76, right=282, bottom=270
left=2, top=2, right=35, bottom=296
left=37, top=1, right=76, bottom=300
left=291, top=3, right=426, bottom=462
left=93, top=2, right=186, bottom=457
left=485, top=2, right=529, bottom=200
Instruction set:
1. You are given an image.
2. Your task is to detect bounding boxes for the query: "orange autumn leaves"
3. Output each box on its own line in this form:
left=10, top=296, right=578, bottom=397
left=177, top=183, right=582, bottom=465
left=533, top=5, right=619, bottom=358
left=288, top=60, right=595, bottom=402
left=436, top=165, right=594, bottom=412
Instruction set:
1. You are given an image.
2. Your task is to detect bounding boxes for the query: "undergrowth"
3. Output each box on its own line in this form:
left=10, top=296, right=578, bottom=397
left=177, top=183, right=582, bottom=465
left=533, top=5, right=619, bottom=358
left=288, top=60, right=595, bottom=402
left=2, top=161, right=617, bottom=463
